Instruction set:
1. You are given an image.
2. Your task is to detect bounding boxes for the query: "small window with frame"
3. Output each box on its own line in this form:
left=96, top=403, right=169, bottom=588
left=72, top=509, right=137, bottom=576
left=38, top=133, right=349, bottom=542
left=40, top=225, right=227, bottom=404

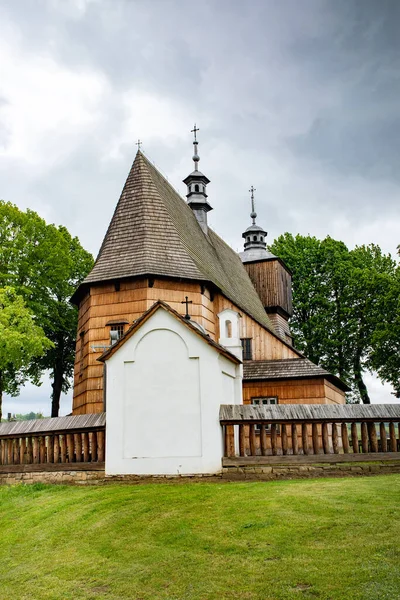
left=241, top=338, right=252, bottom=360
left=110, top=324, right=125, bottom=340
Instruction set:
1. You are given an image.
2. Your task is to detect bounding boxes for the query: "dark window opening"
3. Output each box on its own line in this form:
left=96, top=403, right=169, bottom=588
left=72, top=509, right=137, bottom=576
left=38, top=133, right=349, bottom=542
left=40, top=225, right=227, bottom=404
left=241, top=338, right=252, bottom=360
left=195, top=184, right=199, bottom=192
left=253, top=236, right=257, bottom=242
left=111, top=324, right=125, bottom=340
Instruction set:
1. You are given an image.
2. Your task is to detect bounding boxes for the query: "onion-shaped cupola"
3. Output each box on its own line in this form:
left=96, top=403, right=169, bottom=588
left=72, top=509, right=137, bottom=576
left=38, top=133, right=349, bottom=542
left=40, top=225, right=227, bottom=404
left=183, top=124, right=212, bottom=234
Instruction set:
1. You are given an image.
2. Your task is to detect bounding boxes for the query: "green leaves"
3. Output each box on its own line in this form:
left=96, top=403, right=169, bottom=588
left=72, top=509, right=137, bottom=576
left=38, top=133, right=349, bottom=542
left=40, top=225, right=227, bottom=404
left=0, top=287, right=53, bottom=418
left=269, top=234, right=399, bottom=403
left=0, top=200, right=94, bottom=415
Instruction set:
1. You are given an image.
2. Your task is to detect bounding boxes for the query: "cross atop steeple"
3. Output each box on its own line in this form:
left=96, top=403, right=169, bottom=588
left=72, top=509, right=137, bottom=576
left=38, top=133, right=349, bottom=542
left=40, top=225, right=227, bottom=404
left=249, top=186, right=257, bottom=225
left=136, top=139, right=142, bottom=151
left=240, top=185, right=268, bottom=259
left=191, top=124, right=199, bottom=142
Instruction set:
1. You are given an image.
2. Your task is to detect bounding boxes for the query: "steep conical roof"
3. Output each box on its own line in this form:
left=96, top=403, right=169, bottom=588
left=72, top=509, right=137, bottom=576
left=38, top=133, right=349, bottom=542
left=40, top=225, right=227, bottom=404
left=75, top=151, right=275, bottom=333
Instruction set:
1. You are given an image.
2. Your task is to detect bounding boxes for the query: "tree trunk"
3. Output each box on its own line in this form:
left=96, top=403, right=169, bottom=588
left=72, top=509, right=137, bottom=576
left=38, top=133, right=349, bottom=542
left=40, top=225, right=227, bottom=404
left=353, top=350, right=371, bottom=404
left=51, top=361, right=64, bottom=418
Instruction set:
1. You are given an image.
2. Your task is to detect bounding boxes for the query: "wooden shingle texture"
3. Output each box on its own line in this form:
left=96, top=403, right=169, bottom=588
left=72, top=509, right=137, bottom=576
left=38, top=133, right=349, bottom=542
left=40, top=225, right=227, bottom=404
left=74, top=151, right=275, bottom=333
left=243, top=358, right=350, bottom=391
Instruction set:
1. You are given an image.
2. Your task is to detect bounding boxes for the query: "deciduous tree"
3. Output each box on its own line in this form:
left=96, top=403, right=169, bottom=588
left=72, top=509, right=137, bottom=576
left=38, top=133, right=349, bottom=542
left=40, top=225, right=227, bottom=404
left=269, top=234, right=399, bottom=403
left=0, top=201, right=93, bottom=416
left=0, top=287, right=52, bottom=420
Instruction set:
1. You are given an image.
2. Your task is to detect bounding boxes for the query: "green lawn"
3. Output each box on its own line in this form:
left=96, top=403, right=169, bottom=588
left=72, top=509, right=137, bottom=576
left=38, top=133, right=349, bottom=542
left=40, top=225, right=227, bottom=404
left=0, top=476, right=399, bottom=600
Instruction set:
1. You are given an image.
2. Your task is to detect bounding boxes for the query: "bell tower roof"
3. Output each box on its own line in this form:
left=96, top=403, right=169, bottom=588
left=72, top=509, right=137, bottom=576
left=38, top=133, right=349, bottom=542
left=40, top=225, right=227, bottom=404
left=183, top=124, right=212, bottom=233
left=239, top=186, right=275, bottom=263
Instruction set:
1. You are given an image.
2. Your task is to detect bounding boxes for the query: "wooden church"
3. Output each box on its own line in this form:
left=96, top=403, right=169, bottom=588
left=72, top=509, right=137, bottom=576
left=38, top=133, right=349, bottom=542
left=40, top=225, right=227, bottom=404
left=69, top=130, right=348, bottom=475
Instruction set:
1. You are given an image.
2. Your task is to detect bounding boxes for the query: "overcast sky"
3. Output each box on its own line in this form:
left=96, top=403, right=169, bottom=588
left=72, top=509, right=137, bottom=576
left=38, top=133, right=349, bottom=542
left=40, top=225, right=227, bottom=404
left=1, top=0, right=399, bottom=415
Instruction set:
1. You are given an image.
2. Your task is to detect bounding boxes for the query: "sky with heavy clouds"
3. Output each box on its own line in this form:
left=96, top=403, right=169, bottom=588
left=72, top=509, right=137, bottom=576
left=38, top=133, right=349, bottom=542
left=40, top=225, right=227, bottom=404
left=1, top=0, right=399, bottom=415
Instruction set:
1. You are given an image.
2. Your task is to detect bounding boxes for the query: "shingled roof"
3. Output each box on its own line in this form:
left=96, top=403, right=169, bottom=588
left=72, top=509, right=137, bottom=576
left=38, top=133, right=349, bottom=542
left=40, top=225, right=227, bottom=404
left=243, top=358, right=350, bottom=391
left=72, top=151, right=278, bottom=336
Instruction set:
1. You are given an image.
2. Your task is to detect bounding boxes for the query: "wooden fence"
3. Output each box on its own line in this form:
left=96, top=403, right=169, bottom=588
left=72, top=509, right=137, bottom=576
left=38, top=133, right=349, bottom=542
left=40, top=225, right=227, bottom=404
left=0, top=414, right=106, bottom=469
left=220, top=404, right=400, bottom=463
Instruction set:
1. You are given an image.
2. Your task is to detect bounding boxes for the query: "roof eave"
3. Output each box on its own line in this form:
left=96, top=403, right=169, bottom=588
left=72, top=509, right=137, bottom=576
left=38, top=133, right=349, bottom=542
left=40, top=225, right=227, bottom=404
left=243, top=373, right=350, bottom=392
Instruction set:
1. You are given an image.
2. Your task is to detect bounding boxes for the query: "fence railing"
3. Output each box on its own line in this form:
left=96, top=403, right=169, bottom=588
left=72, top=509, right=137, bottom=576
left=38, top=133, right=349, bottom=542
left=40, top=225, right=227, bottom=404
left=220, top=404, right=400, bottom=460
left=0, top=414, right=106, bottom=468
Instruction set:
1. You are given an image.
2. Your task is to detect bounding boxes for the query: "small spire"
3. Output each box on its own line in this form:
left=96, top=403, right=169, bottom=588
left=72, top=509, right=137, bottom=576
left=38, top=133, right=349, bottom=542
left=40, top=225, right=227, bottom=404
left=240, top=185, right=270, bottom=262
left=191, top=124, right=200, bottom=171
left=136, top=139, right=142, bottom=151
left=183, top=125, right=212, bottom=234
left=249, top=186, right=257, bottom=225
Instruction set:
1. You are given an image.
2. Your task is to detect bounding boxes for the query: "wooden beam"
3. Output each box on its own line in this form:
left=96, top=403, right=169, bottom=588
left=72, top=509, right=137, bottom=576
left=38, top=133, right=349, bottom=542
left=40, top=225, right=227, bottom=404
left=222, top=453, right=400, bottom=466
left=0, top=462, right=105, bottom=474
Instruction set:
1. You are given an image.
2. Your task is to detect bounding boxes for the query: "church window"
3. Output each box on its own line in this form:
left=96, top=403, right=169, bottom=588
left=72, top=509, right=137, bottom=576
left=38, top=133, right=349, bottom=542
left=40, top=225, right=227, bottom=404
left=260, top=236, right=264, bottom=242
left=110, top=324, right=125, bottom=340
left=247, top=237, right=250, bottom=242
left=253, top=236, right=257, bottom=242
left=241, top=338, right=252, bottom=360
left=195, top=184, right=199, bottom=192
left=225, top=320, right=232, bottom=338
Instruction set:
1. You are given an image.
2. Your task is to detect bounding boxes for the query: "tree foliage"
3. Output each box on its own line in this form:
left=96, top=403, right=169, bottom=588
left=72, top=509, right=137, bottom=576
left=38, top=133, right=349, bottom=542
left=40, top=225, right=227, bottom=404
left=0, top=287, right=52, bottom=420
left=269, top=234, right=400, bottom=402
left=0, top=201, right=94, bottom=416
left=12, top=412, right=45, bottom=421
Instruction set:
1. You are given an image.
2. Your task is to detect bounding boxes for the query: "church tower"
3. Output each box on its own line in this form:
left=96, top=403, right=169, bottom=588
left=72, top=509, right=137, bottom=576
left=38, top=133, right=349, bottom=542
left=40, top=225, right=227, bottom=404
left=183, top=125, right=212, bottom=233
left=239, top=187, right=293, bottom=344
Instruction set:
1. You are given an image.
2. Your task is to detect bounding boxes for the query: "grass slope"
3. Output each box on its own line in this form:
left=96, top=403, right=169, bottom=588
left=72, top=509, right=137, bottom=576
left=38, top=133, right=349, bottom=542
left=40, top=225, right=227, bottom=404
left=0, top=476, right=399, bottom=600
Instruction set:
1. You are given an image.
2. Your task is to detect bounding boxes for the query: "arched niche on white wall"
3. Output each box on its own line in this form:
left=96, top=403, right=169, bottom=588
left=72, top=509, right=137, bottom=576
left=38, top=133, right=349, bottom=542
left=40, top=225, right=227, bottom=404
left=123, top=328, right=201, bottom=460
left=217, top=308, right=242, bottom=359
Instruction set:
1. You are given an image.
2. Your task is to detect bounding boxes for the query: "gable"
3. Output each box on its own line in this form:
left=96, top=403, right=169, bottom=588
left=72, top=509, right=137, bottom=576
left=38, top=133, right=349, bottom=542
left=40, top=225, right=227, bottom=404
left=99, top=301, right=241, bottom=364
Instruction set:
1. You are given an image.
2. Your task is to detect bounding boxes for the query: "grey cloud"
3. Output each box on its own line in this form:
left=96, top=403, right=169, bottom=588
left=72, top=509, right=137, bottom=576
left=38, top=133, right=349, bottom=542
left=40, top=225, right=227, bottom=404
left=0, top=0, right=399, bottom=410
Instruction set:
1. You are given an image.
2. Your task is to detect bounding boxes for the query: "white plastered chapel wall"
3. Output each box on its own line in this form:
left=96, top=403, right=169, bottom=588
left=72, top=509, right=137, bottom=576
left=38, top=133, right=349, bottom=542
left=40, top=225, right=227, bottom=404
left=104, top=307, right=242, bottom=475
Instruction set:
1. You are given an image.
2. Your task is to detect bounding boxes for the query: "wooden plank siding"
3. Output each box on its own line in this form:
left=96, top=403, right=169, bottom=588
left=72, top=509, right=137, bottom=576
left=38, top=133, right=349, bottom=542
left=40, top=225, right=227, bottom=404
left=215, top=294, right=299, bottom=361
left=244, top=259, right=292, bottom=316
left=243, top=378, right=345, bottom=406
left=324, top=380, right=347, bottom=405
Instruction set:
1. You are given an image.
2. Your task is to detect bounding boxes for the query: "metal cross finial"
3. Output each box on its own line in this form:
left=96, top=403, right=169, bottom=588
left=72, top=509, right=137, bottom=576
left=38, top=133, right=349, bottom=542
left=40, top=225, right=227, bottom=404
left=136, top=139, right=142, bottom=150
left=181, top=296, right=193, bottom=320
left=191, top=124, right=199, bottom=142
left=249, top=186, right=257, bottom=225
